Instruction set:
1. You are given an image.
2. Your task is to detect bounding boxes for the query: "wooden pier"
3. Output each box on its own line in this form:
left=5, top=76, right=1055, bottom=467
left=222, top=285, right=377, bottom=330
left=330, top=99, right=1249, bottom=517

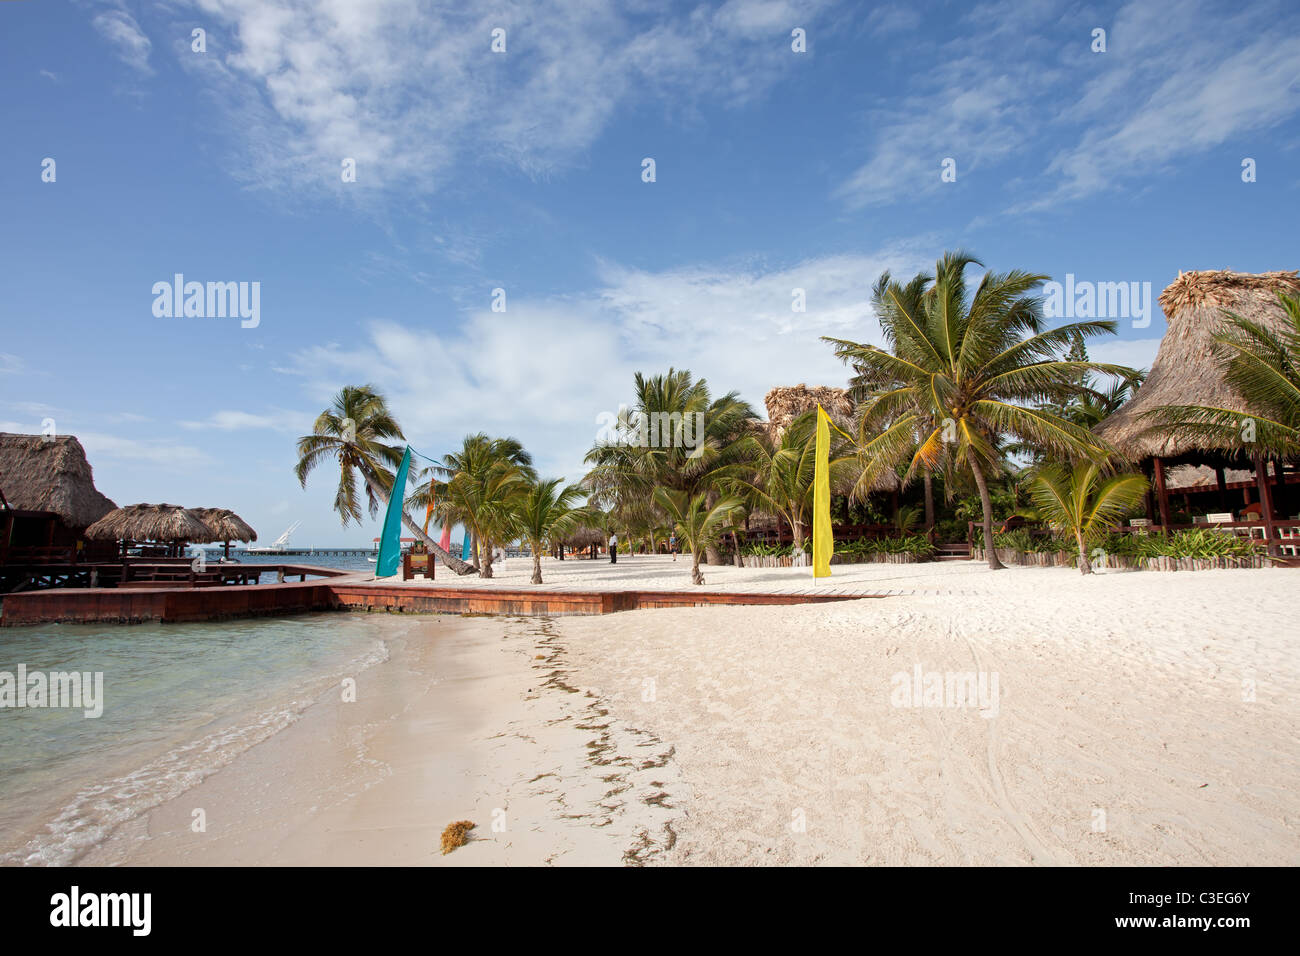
left=0, top=574, right=879, bottom=626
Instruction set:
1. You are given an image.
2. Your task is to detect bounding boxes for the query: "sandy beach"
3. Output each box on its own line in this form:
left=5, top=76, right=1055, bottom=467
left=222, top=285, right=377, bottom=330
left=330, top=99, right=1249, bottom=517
left=74, top=557, right=1299, bottom=867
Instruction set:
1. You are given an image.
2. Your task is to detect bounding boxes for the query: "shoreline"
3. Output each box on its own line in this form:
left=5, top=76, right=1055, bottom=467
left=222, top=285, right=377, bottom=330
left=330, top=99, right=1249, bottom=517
left=5, top=562, right=1296, bottom=866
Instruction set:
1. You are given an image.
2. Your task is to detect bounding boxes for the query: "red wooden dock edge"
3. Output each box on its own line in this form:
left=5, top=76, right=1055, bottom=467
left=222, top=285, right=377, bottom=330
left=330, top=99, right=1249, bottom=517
left=0, top=581, right=879, bottom=626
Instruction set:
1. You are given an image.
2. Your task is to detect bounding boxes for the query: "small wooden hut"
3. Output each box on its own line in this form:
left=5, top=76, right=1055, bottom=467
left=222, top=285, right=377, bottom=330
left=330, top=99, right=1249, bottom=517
left=1093, top=269, right=1300, bottom=549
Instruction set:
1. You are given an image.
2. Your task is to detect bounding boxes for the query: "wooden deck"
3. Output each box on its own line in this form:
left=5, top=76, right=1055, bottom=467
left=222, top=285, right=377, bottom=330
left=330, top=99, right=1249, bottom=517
left=0, top=576, right=882, bottom=626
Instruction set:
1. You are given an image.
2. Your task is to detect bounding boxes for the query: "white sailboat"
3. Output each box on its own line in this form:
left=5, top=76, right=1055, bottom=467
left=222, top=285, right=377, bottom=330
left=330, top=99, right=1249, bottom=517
left=247, top=520, right=301, bottom=554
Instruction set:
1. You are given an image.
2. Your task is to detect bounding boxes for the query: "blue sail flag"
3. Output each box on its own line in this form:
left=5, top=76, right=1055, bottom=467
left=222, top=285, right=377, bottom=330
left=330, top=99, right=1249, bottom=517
left=374, top=447, right=412, bottom=578
left=461, top=531, right=473, bottom=561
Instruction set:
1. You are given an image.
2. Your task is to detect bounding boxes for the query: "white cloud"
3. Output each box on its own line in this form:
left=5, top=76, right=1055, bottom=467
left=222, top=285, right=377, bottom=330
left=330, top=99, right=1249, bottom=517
left=0, top=353, right=23, bottom=374
left=1088, top=336, right=1163, bottom=374
left=91, top=7, right=154, bottom=75
left=172, top=0, right=835, bottom=194
left=179, top=409, right=311, bottom=433
left=284, top=242, right=931, bottom=480
left=838, top=0, right=1300, bottom=211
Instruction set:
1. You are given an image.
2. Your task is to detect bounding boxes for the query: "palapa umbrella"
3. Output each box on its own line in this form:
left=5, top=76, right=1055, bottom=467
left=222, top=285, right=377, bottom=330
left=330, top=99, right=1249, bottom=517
left=85, top=503, right=219, bottom=557
left=188, top=507, right=258, bottom=560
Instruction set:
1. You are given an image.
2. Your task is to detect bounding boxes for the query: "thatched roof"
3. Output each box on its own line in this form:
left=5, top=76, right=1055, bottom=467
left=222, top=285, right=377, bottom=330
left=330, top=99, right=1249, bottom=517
left=85, top=503, right=219, bottom=543
left=0, top=433, right=117, bottom=529
left=561, top=524, right=606, bottom=548
left=759, top=384, right=898, bottom=492
left=1094, top=270, right=1300, bottom=460
left=189, top=507, right=257, bottom=543
left=764, top=384, right=853, bottom=433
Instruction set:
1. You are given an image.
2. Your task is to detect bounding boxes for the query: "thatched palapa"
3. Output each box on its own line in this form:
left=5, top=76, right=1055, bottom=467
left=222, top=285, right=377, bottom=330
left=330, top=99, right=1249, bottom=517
left=0, top=433, right=117, bottom=530
left=761, top=384, right=899, bottom=492
left=188, top=508, right=258, bottom=543
left=1095, top=269, right=1300, bottom=461
left=85, top=504, right=219, bottom=543
left=561, top=525, right=606, bottom=549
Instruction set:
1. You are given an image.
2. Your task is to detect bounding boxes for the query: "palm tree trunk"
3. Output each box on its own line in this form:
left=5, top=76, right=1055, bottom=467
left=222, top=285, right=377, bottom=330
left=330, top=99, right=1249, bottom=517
left=1075, top=530, right=1093, bottom=575
left=480, top=539, right=493, bottom=578
left=792, top=519, right=805, bottom=550
left=923, top=470, right=935, bottom=535
left=969, top=458, right=1004, bottom=570
left=691, top=548, right=704, bottom=585
left=361, top=472, right=476, bottom=575
left=531, top=541, right=543, bottom=584
left=704, top=490, right=722, bottom=565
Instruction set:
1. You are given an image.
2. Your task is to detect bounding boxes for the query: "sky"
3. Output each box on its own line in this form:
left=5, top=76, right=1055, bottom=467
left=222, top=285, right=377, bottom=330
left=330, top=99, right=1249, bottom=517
left=1, top=0, right=1297, bottom=546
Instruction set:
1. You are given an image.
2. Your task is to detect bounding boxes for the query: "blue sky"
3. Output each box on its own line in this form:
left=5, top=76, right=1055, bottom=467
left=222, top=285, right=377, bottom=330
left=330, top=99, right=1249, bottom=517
left=2, top=0, right=1297, bottom=545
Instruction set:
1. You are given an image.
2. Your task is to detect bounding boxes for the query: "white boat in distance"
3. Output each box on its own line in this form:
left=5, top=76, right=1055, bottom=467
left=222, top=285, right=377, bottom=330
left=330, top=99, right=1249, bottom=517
left=246, top=521, right=301, bottom=554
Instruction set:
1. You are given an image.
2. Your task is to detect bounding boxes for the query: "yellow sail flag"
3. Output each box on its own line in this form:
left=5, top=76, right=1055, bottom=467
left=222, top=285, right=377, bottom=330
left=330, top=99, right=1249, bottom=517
left=813, top=404, right=833, bottom=578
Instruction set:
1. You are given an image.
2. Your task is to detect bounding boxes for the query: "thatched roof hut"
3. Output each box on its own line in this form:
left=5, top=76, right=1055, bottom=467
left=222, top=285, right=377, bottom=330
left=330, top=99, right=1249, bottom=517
left=1092, top=269, right=1299, bottom=542
left=760, top=384, right=898, bottom=492
left=763, top=384, right=853, bottom=435
left=0, top=433, right=117, bottom=530
left=85, top=504, right=219, bottom=543
left=188, top=508, right=257, bottom=543
left=561, top=524, right=606, bottom=549
left=1094, top=269, right=1300, bottom=461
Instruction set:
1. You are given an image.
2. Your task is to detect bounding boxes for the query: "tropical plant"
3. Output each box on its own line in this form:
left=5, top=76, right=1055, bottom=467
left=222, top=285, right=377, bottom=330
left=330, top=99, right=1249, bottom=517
left=728, top=409, right=852, bottom=549
left=1026, top=458, right=1149, bottom=574
left=416, top=433, right=535, bottom=577
left=584, top=369, right=757, bottom=565
left=294, top=385, right=474, bottom=574
left=651, top=488, right=745, bottom=584
left=1142, top=291, right=1300, bottom=457
left=514, top=477, right=590, bottom=584
left=825, top=251, right=1129, bottom=570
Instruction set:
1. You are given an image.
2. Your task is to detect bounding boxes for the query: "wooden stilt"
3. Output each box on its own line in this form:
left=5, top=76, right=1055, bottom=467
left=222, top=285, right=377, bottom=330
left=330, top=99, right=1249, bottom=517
left=1153, top=457, right=1171, bottom=529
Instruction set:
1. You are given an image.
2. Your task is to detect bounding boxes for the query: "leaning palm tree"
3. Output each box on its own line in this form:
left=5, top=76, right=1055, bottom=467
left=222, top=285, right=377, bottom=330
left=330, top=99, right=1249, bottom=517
left=652, top=488, right=745, bottom=585
left=1026, top=458, right=1149, bottom=574
left=825, top=251, right=1129, bottom=569
left=294, top=385, right=475, bottom=574
left=516, top=478, right=590, bottom=584
left=1141, top=291, right=1300, bottom=457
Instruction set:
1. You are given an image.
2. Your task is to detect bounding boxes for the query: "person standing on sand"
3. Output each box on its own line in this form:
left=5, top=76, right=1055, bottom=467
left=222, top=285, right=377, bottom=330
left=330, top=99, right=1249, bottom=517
left=669, top=531, right=677, bottom=561
left=609, top=532, right=618, bottom=564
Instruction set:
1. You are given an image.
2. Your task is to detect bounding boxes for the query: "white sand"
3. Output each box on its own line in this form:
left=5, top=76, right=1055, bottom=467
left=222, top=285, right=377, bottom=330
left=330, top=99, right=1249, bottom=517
left=86, top=558, right=1300, bottom=866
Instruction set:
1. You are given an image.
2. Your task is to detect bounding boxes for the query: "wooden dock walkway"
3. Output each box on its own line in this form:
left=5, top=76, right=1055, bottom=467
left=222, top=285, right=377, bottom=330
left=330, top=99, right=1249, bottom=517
left=0, top=575, right=888, bottom=626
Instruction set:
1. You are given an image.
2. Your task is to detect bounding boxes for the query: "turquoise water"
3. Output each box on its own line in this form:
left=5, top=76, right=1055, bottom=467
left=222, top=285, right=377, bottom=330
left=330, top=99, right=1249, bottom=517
left=0, top=613, right=416, bottom=865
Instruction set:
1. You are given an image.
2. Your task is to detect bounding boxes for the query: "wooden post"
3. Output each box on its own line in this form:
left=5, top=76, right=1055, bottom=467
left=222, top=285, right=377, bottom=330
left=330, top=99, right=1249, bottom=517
left=1255, top=455, right=1278, bottom=556
left=1215, top=465, right=1228, bottom=511
left=1153, top=457, right=1171, bottom=529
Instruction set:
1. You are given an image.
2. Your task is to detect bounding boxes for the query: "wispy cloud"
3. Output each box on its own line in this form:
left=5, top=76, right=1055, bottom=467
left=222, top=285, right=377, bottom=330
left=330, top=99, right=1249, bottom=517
left=179, top=409, right=312, bottom=433
left=166, top=0, right=835, bottom=196
left=91, top=5, right=153, bottom=75
left=837, top=0, right=1300, bottom=212
left=283, top=242, right=931, bottom=478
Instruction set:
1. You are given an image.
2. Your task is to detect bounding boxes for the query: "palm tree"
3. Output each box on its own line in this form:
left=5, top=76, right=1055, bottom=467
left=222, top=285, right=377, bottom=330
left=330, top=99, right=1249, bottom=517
left=416, top=433, right=535, bottom=578
left=516, top=478, right=589, bottom=584
left=729, top=410, right=853, bottom=549
left=584, top=369, right=757, bottom=565
left=1142, top=291, right=1300, bottom=457
left=1026, top=458, right=1149, bottom=574
left=294, top=385, right=474, bottom=574
left=825, top=251, right=1127, bottom=569
left=652, top=488, right=745, bottom=584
